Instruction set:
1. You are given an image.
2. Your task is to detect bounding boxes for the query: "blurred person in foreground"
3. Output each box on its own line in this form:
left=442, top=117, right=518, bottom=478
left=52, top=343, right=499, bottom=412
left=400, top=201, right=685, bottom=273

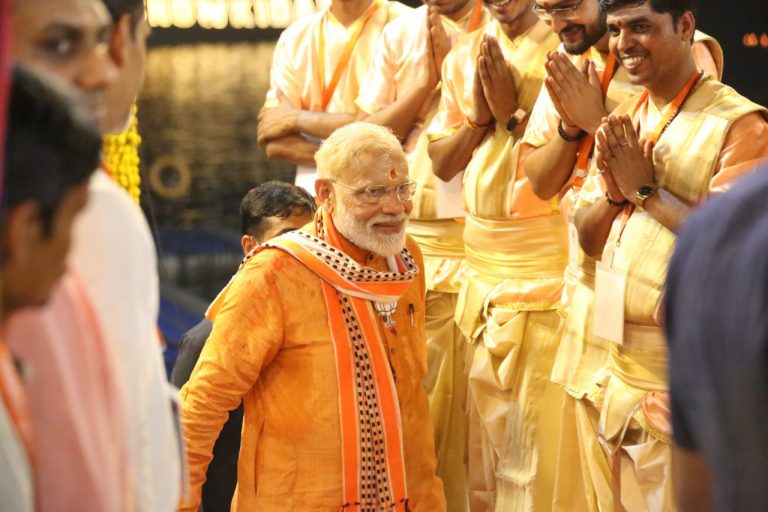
left=179, top=122, right=445, bottom=511
left=171, top=181, right=315, bottom=512
left=665, top=164, right=768, bottom=512
left=11, top=0, right=183, bottom=509
left=2, top=66, right=101, bottom=512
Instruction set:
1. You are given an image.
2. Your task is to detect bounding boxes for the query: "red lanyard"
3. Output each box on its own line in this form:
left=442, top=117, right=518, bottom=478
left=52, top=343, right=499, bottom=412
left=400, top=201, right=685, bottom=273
left=573, top=50, right=619, bottom=188
left=318, top=1, right=382, bottom=111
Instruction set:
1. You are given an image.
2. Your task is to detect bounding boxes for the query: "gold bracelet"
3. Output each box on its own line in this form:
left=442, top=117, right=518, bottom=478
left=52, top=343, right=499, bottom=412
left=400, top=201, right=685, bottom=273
left=465, top=117, right=493, bottom=132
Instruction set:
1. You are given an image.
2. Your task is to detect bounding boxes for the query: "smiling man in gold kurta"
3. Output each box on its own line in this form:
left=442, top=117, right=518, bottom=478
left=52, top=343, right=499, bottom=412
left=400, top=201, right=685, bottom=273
left=179, top=123, right=445, bottom=512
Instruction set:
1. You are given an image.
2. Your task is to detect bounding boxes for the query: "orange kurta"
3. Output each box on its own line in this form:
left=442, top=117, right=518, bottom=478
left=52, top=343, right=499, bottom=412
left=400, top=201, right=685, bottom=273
left=179, top=224, right=445, bottom=511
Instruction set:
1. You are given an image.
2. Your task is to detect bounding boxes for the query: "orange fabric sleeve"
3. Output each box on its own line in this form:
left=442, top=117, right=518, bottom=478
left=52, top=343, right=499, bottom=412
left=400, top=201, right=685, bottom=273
left=177, top=257, right=284, bottom=511
left=709, top=112, right=768, bottom=195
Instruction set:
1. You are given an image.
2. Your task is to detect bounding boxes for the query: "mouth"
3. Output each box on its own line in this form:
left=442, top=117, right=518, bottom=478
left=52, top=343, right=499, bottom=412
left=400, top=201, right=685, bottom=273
left=372, top=221, right=405, bottom=235
left=559, top=24, right=583, bottom=41
left=621, top=53, right=648, bottom=73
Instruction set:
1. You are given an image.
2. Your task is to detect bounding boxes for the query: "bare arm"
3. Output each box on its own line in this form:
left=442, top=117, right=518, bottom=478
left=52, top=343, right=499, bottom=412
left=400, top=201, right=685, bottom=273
left=365, top=83, right=437, bottom=142
left=429, top=124, right=488, bottom=182
left=575, top=196, right=623, bottom=259
left=295, top=110, right=360, bottom=139
left=522, top=135, right=580, bottom=200
left=264, top=134, right=319, bottom=167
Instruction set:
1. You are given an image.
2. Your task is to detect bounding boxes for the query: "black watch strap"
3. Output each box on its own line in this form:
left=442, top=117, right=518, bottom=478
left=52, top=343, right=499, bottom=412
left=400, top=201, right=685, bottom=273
left=558, top=120, right=586, bottom=142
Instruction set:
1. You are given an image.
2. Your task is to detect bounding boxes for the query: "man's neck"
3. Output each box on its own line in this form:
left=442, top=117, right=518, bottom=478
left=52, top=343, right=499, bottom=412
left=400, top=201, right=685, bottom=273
left=330, top=0, right=376, bottom=26
left=446, top=0, right=476, bottom=23
left=593, top=31, right=610, bottom=54
left=648, top=55, right=697, bottom=109
left=499, top=8, right=539, bottom=41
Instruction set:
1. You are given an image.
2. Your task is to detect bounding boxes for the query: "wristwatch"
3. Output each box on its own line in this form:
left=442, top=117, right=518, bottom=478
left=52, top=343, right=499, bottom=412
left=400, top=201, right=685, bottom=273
left=635, top=184, right=658, bottom=210
left=506, top=108, right=528, bottom=132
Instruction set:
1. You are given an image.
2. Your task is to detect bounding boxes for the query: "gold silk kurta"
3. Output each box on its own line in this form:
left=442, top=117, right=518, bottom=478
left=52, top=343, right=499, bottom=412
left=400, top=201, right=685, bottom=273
left=519, top=33, right=724, bottom=512
left=428, top=19, right=564, bottom=512
left=178, top=227, right=446, bottom=512
left=576, top=77, right=768, bottom=512
left=356, top=6, right=490, bottom=511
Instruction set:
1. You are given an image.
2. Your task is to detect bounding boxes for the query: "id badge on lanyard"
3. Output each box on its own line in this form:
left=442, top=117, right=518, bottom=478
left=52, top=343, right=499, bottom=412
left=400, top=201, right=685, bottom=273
left=594, top=241, right=627, bottom=345
left=593, top=209, right=630, bottom=345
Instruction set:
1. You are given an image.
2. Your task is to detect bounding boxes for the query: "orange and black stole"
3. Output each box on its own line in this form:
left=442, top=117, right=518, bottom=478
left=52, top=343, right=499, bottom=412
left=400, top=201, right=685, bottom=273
left=265, top=209, right=418, bottom=511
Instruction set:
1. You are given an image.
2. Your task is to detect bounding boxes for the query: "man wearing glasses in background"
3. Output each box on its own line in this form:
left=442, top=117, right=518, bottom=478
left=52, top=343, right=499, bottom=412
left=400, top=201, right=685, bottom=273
left=179, top=122, right=446, bottom=512
left=518, top=0, right=721, bottom=510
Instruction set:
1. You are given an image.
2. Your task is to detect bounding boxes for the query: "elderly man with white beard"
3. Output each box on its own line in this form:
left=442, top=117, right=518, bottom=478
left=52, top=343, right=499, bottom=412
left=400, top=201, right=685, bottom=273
left=179, top=122, right=446, bottom=512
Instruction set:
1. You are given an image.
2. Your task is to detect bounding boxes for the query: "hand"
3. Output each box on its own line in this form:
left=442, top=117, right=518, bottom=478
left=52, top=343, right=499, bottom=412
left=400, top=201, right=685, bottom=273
left=257, top=90, right=299, bottom=146
left=424, top=6, right=451, bottom=88
left=544, top=52, right=607, bottom=135
left=469, top=55, right=493, bottom=127
left=597, top=115, right=655, bottom=203
left=478, top=35, right=518, bottom=125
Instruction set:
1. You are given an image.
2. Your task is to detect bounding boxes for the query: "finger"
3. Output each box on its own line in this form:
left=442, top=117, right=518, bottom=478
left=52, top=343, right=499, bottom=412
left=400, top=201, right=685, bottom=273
left=546, top=58, right=572, bottom=94
left=478, top=56, right=491, bottom=88
left=607, top=116, right=627, bottom=147
left=602, top=116, right=624, bottom=151
left=552, top=53, right=582, bottom=83
left=545, top=76, right=567, bottom=108
left=643, top=139, right=655, bottom=160
left=621, top=115, right=640, bottom=150
left=486, top=37, right=507, bottom=77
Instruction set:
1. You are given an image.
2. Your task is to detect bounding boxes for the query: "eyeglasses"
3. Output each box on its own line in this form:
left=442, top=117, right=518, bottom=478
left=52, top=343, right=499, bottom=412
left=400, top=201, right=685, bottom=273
left=532, top=0, right=585, bottom=20
left=330, top=180, right=417, bottom=205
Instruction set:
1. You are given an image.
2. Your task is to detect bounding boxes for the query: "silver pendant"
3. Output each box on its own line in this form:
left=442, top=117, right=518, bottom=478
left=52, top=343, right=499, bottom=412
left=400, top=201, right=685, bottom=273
left=374, top=301, right=397, bottom=328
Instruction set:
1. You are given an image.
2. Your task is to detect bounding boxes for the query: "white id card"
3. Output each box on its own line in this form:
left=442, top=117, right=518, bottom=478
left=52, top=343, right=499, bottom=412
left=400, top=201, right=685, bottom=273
left=593, top=244, right=627, bottom=345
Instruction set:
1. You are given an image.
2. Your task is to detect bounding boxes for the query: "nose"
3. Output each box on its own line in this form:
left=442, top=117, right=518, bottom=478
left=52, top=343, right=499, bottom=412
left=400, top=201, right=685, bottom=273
left=551, top=17, right=568, bottom=35
left=76, top=43, right=117, bottom=91
left=615, top=28, right=632, bottom=54
left=380, top=189, right=406, bottom=214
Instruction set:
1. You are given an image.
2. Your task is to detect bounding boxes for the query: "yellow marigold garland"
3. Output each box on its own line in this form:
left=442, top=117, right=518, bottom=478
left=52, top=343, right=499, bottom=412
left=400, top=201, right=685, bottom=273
left=103, top=105, right=142, bottom=204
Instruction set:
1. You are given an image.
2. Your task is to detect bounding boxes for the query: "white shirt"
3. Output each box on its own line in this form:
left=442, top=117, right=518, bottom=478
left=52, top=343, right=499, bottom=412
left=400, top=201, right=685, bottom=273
left=69, top=171, right=182, bottom=512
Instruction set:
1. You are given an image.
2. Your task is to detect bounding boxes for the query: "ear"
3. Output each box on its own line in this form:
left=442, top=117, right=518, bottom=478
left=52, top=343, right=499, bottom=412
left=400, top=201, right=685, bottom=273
left=241, top=234, right=256, bottom=255
left=315, top=179, right=334, bottom=213
left=108, top=15, right=134, bottom=69
left=678, top=11, right=695, bottom=43
left=4, top=203, right=43, bottom=265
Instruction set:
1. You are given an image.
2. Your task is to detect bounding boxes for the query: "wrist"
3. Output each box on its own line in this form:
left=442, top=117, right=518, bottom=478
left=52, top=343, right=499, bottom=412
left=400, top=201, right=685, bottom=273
left=465, top=116, right=493, bottom=133
left=558, top=120, right=586, bottom=142
left=605, top=192, right=629, bottom=208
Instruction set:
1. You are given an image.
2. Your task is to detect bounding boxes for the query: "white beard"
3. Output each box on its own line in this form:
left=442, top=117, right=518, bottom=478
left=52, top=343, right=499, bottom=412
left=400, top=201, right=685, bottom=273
left=332, top=209, right=408, bottom=258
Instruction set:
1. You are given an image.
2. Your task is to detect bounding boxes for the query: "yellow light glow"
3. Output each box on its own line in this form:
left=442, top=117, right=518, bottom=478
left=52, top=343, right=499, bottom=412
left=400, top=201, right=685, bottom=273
left=146, top=0, right=326, bottom=29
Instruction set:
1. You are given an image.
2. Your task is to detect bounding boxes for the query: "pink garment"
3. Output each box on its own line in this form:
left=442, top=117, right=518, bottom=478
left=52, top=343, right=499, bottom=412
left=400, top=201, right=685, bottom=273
left=7, top=271, right=131, bottom=512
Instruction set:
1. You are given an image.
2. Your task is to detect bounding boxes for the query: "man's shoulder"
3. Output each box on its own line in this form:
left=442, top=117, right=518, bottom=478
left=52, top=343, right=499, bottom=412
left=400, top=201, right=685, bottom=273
left=277, top=11, right=324, bottom=44
left=381, top=4, right=425, bottom=39
left=692, top=78, right=767, bottom=122
left=382, top=0, right=414, bottom=21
